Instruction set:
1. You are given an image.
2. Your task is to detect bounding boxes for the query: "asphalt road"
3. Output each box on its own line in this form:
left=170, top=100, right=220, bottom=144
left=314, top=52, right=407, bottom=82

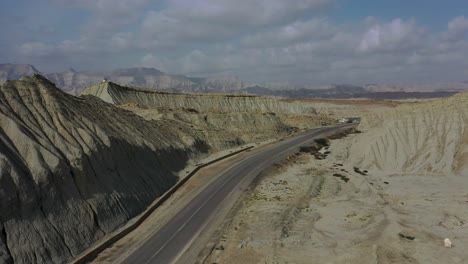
left=121, top=125, right=353, bottom=264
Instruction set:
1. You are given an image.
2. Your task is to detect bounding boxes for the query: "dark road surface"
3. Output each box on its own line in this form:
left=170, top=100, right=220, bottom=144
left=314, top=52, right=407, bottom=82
left=121, top=125, right=353, bottom=264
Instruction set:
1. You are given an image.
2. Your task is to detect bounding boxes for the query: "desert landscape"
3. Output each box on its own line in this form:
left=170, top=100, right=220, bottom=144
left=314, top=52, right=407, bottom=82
left=0, top=74, right=466, bottom=264
left=201, top=93, right=468, bottom=264
left=1, top=1, right=468, bottom=263
left=0, top=75, right=333, bottom=263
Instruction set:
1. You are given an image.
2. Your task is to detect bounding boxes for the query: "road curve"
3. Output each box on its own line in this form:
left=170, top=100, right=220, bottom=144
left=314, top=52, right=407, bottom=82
left=121, top=125, right=353, bottom=264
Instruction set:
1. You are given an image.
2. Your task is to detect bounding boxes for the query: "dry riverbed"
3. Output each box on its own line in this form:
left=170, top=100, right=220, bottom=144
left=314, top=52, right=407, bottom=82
left=199, top=134, right=468, bottom=264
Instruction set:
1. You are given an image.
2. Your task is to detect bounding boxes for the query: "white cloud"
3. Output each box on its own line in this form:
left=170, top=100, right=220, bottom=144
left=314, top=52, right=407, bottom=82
left=447, top=16, right=468, bottom=40
left=357, top=18, right=425, bottom=53
left=57, top=0, right=150, bottom=37
left=57, top=0, right=149, bottom=17
left=241, top=19, right=336, bottom=48
left=19, top=42, right=54, bottom=57
left=167, top=0, right=334, bottom=27
left=11, top=1, right=468, bottom=84
left=139, top=0, right=334, bottom=45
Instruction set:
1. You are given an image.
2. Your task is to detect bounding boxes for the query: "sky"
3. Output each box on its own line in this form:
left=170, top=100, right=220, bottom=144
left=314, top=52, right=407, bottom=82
left=0, top=0, right=467, bottom=85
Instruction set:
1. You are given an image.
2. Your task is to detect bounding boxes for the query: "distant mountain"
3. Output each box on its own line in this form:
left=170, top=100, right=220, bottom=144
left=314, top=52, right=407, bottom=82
left=0, top=63, right=41, bottom=82
left=45, top=67, right=252, bottom=95
left=201, top=76, right=249, bottom=92
left=0, top=64, right=465, bottom=99
left=241, top=84, right=369, bottom=98
left=239, top=85, right=458, bottom=100
left=37, top=66, right=468, bottom=99
left=46, top=67, right=185, bottom=95
left=364, top=82, right=468, bottom=92
left=46, top=68, right=103, bottom=94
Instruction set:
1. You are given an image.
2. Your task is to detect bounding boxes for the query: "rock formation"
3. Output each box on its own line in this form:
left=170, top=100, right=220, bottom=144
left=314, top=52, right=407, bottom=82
left=82, top=81, right=331, bottom=151
left=0, top=75, right=208, bottom=263
left=0, top=75, right=332, bottom=263
left=349, top=92, right=468, bottom=175
left=82, top=81, right=316, bottom=115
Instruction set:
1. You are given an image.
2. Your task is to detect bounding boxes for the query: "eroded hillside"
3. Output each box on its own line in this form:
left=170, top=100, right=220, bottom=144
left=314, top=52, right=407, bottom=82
left=0, top=75, right=209, bottom=264
left=82, top=81, right=316, bottom=114
left=0, top=75, right=335, bottom=264
left=345, top=93, right=468, bottom=175
left=82, top=82, right=332, bottom=151
left=202, top=93, right=468, bottom=264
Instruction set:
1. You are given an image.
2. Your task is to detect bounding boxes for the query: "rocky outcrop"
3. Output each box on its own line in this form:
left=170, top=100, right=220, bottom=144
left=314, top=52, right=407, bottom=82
left=349, top=92, right=468, bottom=175
left=132, top=108, right=296, bottom=151
left=0, top=75, right=332, bottom=263
left=0, top=75, right=208, bottom=263
left=82, top=82, right=316, bottom=115
left=82, top=82, right=330, bottom=151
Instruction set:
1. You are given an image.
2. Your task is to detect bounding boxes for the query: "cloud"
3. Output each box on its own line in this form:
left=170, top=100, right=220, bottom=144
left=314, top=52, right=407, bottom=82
left=357, top=18, right=425, bottom=53
left=139, top=0, right=334, bottom=45
left=19, top=42, right=54, bottom=57
left=167, top=0, right=334, bottom=27
left=138, top=15, right=467, bottom=84
left=8, top=0, right=468, bottom=84
left=56, top=0, right=151, bottom=37
left=447, top=16, right=468, bottom=41
left=240, top=18, right=337, bottom=48
left=56, top=0, right=150, bottom=18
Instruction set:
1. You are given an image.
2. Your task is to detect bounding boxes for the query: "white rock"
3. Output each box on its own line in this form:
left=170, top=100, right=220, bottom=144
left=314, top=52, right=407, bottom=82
left=444, top=238, right=453, bottom=248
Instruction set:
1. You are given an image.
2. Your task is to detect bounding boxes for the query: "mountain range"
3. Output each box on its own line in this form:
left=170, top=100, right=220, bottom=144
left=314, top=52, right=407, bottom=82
left=1, top=63, right=467, bottom=99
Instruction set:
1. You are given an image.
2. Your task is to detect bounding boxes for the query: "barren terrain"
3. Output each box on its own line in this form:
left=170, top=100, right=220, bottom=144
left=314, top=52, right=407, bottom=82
left=201, top=93, right=468, bottom=264
left=0, top=76, right=332, bottom=263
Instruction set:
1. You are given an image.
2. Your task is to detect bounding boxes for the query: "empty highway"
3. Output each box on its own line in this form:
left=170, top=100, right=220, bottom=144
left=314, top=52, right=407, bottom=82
left=122, top=124, right=353, bottom=264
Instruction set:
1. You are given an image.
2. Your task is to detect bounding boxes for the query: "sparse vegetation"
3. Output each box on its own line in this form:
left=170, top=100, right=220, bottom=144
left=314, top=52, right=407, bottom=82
left=314, top=138, right=330, bottom=146
left=398, top=233, right=415, bottom=241
left=333, top=173, right=349, bottom=183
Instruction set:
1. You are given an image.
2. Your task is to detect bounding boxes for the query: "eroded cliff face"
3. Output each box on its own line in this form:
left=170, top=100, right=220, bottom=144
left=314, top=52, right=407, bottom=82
left=0, top=75, right=333, bottom=263
left=348, top=93, right=468, bottom=175
left=83, top=82, right=330, bottom=151
left=82, top=82, right=316, bottom=115
left=0, top=75, right=208, bottom=264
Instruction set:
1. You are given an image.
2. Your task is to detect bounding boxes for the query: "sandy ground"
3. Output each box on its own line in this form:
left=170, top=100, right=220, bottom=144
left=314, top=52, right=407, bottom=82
left=200, top=134, right=468, bottom=264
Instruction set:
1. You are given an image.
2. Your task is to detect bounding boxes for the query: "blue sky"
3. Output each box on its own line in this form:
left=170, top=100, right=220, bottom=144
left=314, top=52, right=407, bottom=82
left=1, top=0, right=467, bottom=84
left=334, top=0, right=467, bottom=30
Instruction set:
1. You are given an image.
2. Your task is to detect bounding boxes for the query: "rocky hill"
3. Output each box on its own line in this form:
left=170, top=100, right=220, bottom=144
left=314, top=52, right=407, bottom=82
left=82, top=81, right=331, bottom=151
left=347, top=92, right=468, bottom=175
left=0, top=75, right=333, bottom=263
left=0, top=64, right=41, bottom=83
left=82, top=81, right=316, bottom=114
left=0, top=75, right=212, bottom=264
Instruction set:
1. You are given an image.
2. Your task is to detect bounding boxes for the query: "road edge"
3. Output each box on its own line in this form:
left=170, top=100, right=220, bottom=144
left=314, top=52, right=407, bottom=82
left=72, top=146, right=254, bottom=264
